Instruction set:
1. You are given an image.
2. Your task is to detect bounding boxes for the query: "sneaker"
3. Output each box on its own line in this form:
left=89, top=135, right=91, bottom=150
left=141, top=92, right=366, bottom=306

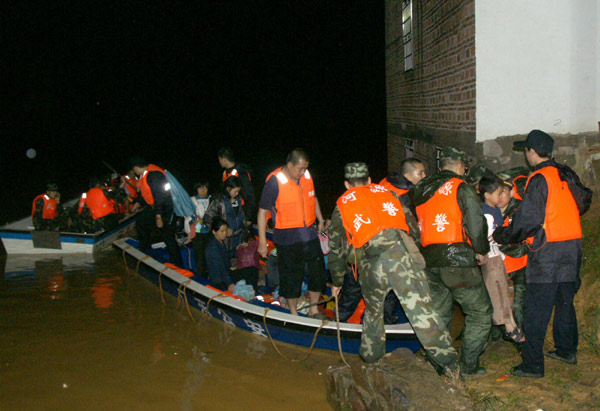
left=545, top=350, right=577, bottom=365
left=511, top=364, right=544, bottom=378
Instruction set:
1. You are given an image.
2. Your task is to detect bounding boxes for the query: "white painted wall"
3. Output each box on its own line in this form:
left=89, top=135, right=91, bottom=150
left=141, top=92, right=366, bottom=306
left=476, top=0, right=599, bottom=141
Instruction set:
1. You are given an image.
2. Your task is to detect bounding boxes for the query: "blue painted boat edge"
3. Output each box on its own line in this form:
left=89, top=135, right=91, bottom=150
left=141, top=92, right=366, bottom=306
left=113, top=237, right=421, bottom=355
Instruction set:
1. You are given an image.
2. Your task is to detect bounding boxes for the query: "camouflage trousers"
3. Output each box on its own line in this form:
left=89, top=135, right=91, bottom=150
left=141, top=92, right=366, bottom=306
left=509, top=267, right=526, bottom=330
left=425, top=266, right=492, bottom=372
left=357, top=232, right=458, bottom=373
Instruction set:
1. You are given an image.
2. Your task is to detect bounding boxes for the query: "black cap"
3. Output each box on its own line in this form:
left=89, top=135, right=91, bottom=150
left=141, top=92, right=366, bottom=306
left=513, top=130, right=554, bottom=154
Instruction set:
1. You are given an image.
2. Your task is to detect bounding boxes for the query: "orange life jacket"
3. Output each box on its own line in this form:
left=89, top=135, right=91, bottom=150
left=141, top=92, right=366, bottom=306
left=77, top=192, right=87, bottom=214
left=378, top=178, right=409, bottom=197
left=512, top=175, right=527, bottom=201
left=265, top=167, right=316, bottom=229
left=416, top=177, right=467, bottom=247
left=124, top=175, right=139, bottom=199
left=31, top=194, right=57, bottom=219
left=223, top=167, right=251, bottom=182
left=501, top=215, right=528, bottom=273
left=525, top=166, right=582, bottom=244
left=139, top=164, right=167, bottom=206
left=337, top=184, right=409, bottom=248
left=85, top=188, right=116, bottom=220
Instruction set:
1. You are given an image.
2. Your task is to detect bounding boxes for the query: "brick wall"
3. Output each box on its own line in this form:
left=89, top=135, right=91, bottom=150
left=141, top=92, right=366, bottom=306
left=385, top=0, right=476, bottom=173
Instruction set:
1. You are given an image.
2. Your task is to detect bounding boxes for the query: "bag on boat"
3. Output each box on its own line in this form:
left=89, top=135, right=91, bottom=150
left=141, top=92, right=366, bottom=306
left=165, top=170, right=197, bottom=218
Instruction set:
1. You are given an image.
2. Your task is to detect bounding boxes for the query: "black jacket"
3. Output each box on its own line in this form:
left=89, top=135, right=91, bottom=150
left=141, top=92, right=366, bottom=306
left=493, top=159, right=582, bottom=283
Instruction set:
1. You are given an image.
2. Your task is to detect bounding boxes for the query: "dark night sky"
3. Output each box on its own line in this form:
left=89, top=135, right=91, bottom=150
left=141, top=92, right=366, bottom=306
left=1, top=1, right=387, bottom=225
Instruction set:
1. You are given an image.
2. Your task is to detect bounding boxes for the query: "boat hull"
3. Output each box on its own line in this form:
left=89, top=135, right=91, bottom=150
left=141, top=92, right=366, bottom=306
left=113, top=237, right=421, bottom=355
left=0, top=213, right=138, bottom=255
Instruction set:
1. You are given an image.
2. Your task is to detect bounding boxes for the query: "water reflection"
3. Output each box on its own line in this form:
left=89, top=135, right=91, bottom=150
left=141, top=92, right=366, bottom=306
left=1, top=251, right=339, bottom=410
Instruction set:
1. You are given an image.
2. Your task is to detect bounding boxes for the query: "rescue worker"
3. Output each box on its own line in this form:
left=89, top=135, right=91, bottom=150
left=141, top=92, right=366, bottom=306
left=493, top=130, right=587, bottom=378
left=218, top=147, right=256, bottom=223
left=411, top=147, right=493, bottom=378
left=79, top=177, right=119, bottom=232
left=122, top=168, right=141, bottom=213
left=31, top=183, right=66, bottom=230
left=131, top=157, right=184, bottom=267
left=257, top=148, right=327, bottom=318
left=328, top=162, right=458, bottom=374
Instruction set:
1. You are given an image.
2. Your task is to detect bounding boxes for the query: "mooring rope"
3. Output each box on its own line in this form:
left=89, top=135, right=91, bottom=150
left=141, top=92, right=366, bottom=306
left=262, top=307, right=327, bottom=362
left=157, top=267, right=169, bottom=304
left=334, top=294, right=351, bottom=367
left=177, top=280, right=196, bottom=323
left=199, top=293, right=227, bottom=324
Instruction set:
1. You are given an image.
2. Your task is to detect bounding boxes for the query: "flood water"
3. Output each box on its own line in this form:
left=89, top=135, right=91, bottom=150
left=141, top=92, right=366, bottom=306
left=1, top=251, right=343, bottom=410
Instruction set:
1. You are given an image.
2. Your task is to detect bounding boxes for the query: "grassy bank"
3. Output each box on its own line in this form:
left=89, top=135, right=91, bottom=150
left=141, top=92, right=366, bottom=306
left=461, top=203, right=600, bottom=410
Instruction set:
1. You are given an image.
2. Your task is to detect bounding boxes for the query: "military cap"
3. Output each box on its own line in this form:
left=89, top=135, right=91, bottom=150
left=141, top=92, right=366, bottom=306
left=344, top=162, right=369, bottom=179
left=46, top=183, right=59, bottom=191
left=440, top=146, right=466, bottom=162
left=497, top=166, right=529, bottom=183
left=466, top=163, right=493, bottom=185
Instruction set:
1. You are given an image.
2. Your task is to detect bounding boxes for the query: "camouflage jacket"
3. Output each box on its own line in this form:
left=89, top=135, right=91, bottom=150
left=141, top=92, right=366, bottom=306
left=410, top=170, right=489, bottom=268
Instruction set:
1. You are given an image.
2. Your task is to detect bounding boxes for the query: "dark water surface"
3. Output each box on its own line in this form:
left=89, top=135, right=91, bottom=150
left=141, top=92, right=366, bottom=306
left=1, top=251, right=342, bottom=410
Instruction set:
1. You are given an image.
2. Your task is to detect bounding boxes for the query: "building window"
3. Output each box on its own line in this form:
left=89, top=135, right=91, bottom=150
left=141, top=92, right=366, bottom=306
left=402, top=0, right=413, bottom=71
left=404, top=139, right=414, bottom=158
left=435, top=147, right=442, bottom=171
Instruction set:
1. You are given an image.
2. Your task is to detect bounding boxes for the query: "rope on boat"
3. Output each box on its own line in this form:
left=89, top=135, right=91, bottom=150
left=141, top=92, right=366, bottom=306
left=157, top=267, right=169, bottom=304
left=135, top=255, right=151, bottom=276
left=177, top=280, right=196, bottom=323
left=334, top=294, right=351, bottom=367
left=121, top=249, right=132, bottom=276
left=262, top=307, right=327, bottom=362
left=199, top=293, right=227, bottom=324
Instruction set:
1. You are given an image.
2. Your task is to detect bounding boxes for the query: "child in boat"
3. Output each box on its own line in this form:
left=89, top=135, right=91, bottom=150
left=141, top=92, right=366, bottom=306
left=189, top=180, right=211, bottom=275
left=478, top=174, right=525, bottom=344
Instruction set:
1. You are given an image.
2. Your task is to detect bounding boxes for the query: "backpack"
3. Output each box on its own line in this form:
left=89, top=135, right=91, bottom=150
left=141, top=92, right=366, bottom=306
left=555, top=163, right=593, bottom=215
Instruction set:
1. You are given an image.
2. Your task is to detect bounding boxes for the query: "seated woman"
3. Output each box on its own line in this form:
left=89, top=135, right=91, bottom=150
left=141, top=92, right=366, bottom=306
left=203, top=176, right=246, bottom=261
left=205, top=218, right=257, bottom=294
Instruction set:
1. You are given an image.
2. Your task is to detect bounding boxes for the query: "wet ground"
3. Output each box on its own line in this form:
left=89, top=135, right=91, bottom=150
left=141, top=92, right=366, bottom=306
left=0, top=251, right=341, bottom=410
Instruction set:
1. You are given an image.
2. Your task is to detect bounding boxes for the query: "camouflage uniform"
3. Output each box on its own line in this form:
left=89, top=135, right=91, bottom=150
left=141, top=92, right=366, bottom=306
left=411, top=148, right=493, bottom=375
left=329, top=162, right=459, bottom=373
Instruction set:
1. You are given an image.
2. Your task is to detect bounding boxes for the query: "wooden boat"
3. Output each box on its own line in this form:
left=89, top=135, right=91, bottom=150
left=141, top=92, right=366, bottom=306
left=0, top=204, right=139, bottom=255
left=113, top=237, right=421, bottom=355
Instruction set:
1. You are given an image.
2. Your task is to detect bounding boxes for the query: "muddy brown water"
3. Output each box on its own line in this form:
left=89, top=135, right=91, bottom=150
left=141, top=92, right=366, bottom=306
left=0, top=251, right=340, bottom=410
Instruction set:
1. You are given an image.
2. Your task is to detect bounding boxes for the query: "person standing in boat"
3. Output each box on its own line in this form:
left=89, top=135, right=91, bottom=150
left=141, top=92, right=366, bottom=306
left=203, top=176, right=246, bottom=261
left=131, top=157, right=184, bottom=268
left=257, top=148, right=327, bottom=319
left=328, top=162, right=459, bottom=375
left=31, top=183, right=67, bottom=231
left=218, top=147, right=256, bottom=224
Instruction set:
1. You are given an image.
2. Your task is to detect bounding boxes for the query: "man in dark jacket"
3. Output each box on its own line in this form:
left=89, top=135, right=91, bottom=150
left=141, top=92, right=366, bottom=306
left=493, top=130, right=584, bottom=378
left=218, top=147, right=256, bottom=223
left=411, top=147, right=492, bottom=378
left=132, top=157, right=183, bottom=267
